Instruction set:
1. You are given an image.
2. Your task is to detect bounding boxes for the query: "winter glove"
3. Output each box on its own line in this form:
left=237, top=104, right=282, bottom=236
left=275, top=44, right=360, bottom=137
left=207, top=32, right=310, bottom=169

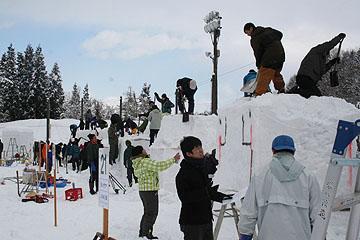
left=338, top=33, right=346, bottom=39
left=221, top=193, right=234, bottom=205
left=154, top=92, right=159, bottom=97
left=239, top=234, right=253, bottom=240
left=204, top=149, right=219, bottom=176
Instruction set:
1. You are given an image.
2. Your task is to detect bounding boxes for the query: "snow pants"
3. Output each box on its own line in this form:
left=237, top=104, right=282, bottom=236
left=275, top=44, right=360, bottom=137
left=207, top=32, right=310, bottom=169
left=127, top=166, right=138, bottom=186
left=296, top=74, right=322, bottom=98
left=109, top=142, right=119, bottom=164
left=149, top=129, right=159, bottom=146
left=180, top=223, right=214, bottom=240
left=255, top=66, right=285, bottom=96
left=139, top=191, right=159, bottom=236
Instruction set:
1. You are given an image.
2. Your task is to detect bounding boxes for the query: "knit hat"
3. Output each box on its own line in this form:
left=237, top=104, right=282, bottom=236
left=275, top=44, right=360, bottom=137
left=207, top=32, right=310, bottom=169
left=132, top=145, right=144, bottom=157
left=189, top=79, right=197, bottom=90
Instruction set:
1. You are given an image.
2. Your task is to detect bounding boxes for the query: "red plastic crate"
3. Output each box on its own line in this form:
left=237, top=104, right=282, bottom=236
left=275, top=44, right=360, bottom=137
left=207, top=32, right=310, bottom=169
left=65, top=188, right=83, bottom=201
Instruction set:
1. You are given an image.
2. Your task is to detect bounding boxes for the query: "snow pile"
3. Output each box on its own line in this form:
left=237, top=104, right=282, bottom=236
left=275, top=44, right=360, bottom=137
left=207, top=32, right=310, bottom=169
left=0, top=94, right=359, bottom=240
left=152, top=94, right=359, bottom=195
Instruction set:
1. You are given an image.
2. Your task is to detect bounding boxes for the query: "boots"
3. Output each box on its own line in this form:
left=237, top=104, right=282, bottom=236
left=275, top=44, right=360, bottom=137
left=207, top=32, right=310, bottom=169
left=89, top=179, right=96, bottom=195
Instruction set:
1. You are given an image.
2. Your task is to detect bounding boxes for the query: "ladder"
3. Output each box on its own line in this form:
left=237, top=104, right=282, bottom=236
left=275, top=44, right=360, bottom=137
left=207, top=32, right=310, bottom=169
left=213, top=202, right=241, bottom=240
left=311, top=119, right=360, bottom=240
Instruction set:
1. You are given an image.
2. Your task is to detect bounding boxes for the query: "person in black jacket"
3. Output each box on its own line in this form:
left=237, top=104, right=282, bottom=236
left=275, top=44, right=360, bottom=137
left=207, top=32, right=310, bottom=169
left=294, top=33, right=346, bottom=98
left=123, top=140, right=137, bottom=186
left=176, top=136, right=231, bottom=240
left=243, top=22, right=286, bottom=96
left=176, top=77, right=197, bottom=114
left=87, top=134, right=99, bottom=195
left=0, top=139, right=3, bottom=160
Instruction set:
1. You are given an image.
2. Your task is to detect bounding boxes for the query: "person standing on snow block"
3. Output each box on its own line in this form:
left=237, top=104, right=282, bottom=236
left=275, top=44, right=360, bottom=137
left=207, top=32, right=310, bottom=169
left=148, top=105, right=162, bottom=147
left=85, top=109, right=92, bottom=130
left=154, top=92, right=175, bottom=114
left=79, top=118, right=85, bottom=130
left=294, top=33, right=346, bottom=98
left=132, top=145, right=181, bottom=239
left=87, top=134, right=99, bottom=195
left=244, top=23, right=286, bottom=96
left=238, top=135, right=321, bottom=240
left=123, top=140, right=137, bottom=187
left=243, top=69, right=257, bottom=97
left=176, top=77, right=197, bottom=115
left=0, top=139, right=3, bottom=160
left=176, top=136, right=232, bottom=240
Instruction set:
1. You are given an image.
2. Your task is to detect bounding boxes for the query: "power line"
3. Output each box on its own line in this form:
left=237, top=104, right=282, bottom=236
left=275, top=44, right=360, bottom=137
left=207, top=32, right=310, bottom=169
left=198, top=62, right=255, bottom=87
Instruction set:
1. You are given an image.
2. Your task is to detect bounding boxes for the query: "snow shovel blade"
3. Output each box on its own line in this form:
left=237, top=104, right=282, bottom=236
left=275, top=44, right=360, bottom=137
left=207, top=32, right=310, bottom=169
left=240, top=78, right=258, bottom=93
left=330, top=71, right=339, bottom=87
left=182, top=112, right=189, bottom=122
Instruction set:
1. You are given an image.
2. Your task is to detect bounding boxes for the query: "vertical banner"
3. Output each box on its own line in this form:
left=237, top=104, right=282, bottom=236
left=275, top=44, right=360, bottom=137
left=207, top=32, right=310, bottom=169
left=99, top=148, right=109, bottom=209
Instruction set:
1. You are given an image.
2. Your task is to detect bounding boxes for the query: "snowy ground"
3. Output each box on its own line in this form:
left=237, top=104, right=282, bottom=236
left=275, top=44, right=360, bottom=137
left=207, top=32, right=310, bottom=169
left=0, top=93, right=359, bottom=240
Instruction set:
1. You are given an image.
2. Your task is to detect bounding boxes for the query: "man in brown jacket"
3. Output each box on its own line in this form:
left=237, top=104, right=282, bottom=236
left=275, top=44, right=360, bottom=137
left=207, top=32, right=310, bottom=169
left=244, top=22, right=285, bottom=96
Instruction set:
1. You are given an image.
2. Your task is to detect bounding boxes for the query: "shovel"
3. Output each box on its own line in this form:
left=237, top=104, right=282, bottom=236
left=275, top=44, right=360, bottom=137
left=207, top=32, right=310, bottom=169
left=330, top=39, right=343, bottom=87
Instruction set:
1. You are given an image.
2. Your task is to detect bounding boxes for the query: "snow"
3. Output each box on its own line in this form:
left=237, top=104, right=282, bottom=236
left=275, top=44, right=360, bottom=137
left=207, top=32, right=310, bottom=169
left=0, top=94, right=359, bottom=239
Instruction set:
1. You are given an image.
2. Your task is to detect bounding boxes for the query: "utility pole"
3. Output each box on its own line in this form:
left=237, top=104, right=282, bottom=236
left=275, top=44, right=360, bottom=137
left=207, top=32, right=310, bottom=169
left=204, top=11, right=221, bottom=115
left=211, top=29, right=220, bottom=115
left=119, top=96, right=124, bottom=137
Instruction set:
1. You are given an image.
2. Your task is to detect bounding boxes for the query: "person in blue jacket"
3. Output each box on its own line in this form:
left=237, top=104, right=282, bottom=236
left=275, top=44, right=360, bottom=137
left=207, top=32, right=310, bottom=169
left=243, top=70, right=257, bottom=97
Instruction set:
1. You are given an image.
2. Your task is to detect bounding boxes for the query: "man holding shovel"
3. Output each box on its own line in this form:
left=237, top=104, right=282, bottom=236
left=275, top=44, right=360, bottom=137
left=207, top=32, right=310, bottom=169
left=293, top=33, right=346, bottom=98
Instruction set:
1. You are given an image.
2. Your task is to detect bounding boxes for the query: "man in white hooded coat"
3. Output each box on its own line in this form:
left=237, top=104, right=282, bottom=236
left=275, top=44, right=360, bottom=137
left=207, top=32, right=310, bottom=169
left=148, top=105, right=162, bottom=146
left=238, top=135, right=321, bottom=240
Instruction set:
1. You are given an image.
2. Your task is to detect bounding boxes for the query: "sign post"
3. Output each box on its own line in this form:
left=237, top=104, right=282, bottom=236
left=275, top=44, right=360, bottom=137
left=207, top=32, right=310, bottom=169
left=99, top=148, right=109, bottom=239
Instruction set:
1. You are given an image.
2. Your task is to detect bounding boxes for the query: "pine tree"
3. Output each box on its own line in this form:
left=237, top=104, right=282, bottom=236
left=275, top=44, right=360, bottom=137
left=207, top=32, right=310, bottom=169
left=83, top=83, right=91, bottom=114
left=16, top=52, right=29, bottom=120
left=91, top=99, right=104, bottom=120
left=0, top=44, right=18, bottom=121
left=28, top=45, right=48, bottom=119
left=123, top=87, right=138, bottom=119
left=318, top=48, right=360, bottom=105
left=49, top=63, right=65, bottom=119
left=138, top=82, right=151, bottom=114
left=21, top=45, right=36, bottom=119
left=64, top=83, right=81, bottom=119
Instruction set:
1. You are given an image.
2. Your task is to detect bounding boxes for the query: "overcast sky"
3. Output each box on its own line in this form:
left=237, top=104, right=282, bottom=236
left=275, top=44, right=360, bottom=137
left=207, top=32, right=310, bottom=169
left=0, top=0, right=359, bottom=112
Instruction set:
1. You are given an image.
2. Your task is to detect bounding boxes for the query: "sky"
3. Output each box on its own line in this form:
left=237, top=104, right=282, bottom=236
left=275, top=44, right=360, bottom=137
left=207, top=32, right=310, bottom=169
left=0, top=0, right=359, bottom=112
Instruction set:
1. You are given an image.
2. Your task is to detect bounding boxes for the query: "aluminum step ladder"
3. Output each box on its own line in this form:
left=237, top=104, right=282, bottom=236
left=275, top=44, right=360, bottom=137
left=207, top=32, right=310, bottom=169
left=311, top=119, right=360, bottom=240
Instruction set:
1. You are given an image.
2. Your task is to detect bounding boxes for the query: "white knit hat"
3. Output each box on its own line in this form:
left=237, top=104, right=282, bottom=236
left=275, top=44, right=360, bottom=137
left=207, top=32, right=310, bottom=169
left=189, top=79, right=197, bottom=90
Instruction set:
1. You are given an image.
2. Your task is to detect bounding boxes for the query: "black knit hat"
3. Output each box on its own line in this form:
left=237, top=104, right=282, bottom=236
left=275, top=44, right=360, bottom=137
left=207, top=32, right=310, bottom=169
left=132, top=145, right=144, bottom=157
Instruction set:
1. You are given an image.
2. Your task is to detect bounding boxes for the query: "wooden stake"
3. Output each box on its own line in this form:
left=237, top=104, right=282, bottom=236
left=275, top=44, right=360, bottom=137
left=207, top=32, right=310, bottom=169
left=103, top=208, right=109, bottom=240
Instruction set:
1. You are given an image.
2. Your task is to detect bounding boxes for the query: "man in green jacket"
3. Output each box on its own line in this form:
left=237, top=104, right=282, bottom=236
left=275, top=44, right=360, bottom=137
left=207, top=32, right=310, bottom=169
left=154, top=92, right=175, bottom=114
left=132, top=145, right=180, bottom=239
left=244, top=22, right=286, bottom=96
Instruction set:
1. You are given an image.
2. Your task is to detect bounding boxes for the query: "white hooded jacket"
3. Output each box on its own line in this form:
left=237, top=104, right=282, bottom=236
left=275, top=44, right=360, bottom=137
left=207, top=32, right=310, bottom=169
left=238, top=152, right=321, bottom=240
left=148, top=108, right=162, bottom=130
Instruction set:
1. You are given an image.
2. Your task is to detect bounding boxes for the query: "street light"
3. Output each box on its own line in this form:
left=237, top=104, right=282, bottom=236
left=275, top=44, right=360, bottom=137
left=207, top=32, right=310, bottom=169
left=204, top=10, right=221, bottom=115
